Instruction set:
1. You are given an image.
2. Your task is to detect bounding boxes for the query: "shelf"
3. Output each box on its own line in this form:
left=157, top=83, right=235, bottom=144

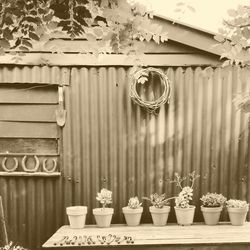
left=0, top=171, right=61, bottom=177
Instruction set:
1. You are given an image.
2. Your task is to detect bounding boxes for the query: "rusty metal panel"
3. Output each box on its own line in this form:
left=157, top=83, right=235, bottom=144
left=0, top=66, right=70, bottom=85
left=63, top=66, right=250, bottom=224
left=0, top=65, right=249, bottom=250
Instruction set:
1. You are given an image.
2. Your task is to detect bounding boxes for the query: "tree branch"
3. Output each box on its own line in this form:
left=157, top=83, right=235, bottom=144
left=223, top=19, right=250, bottom=29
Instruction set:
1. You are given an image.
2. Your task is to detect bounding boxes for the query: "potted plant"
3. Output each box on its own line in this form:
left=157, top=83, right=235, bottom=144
left=226, top=199, right=249, bottom=226
left=66, top=206, right=88, bottom=228
left=143, top=193, right=175, bottom=226
left=172, top=171, right=200, bottom=226
left=93, top=188, right=113, bottom=228
left=122, top=196, right=143, bottom=226
left=2, top=242, right=27, bottom=250
left=200, top=193, right=227, bottom=225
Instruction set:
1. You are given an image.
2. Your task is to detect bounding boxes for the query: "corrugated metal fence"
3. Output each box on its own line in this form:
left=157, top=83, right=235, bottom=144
left=0, top=66, right=249, bottom=250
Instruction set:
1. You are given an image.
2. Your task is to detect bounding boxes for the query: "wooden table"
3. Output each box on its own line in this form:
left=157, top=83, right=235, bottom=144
left=42, top=223, right=250, bottom=250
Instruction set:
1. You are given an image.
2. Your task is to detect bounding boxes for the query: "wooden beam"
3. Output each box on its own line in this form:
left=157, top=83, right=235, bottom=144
left=0, top=53, right=221, bottom=66
left=0, top=84, right=58, bottom=104
left=154, top=16, right=222, bottom=56
left=0, top=138, right=58, bottom=154
left=35, top=39, right=204, bottom=54
left=0, top=104, right=57, bottom=122
left=0, top=172, right=60, bottom=177
left=0, top=196, right=8, bottom=247
left=0, top=122, right=59, bottom=138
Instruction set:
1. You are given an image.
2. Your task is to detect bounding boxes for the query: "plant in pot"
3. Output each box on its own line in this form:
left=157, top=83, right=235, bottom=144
left=172, top=171, right=200, bottom=226
left=122, top=196, right=143, bottom=226
left=66, top=206, right=88, bottom=228
left=2, top=242, right=27, bottom=250
left=93, top=188, right=113, bottom=228
left=200, top=192, right=227, bottom=225
left=226, top=199, right=249, bottom=226
left=143, top=193, right=175, bottom=226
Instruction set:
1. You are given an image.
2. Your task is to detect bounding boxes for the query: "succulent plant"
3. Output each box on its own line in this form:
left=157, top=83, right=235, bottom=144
left=171, top=172, right=200, bottom=208
left=96, top=188, right=112, bottom=208
left=226, top=199, right=249, bottom=208
left=200, top=193, right=227, bottom=207
left=127, top=196, right=142, bottom=209
left=1, top=242, right=27, bottom=250
left=143, top=193, right=175, bottom=209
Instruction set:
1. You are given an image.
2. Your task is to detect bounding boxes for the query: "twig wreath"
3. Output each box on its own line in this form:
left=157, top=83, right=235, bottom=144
left=129, top=67, right=171, bottom=114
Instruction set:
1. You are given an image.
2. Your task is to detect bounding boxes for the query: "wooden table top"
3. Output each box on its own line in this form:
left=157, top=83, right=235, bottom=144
left=42, top=223, right=250, bottom=249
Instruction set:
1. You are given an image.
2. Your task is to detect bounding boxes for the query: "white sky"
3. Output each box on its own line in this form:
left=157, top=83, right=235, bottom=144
left=138, top=0, right=250, bottom=33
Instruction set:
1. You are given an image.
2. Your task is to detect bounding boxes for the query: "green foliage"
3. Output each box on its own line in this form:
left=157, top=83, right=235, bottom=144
left=0, top=0, right=169, bottom=55
left=216, top=5, right=250, bottom=113
left=216, top=5, right=250, bottom=67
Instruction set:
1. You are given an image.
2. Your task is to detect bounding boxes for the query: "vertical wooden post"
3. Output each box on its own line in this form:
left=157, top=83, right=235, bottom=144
left=0, top=196, right=8, bottom=246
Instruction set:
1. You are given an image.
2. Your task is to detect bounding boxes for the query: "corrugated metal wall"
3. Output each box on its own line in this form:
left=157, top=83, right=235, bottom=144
left=0, top=65, right=249, bottom=250
left=63, top=66, right=250, bottom=224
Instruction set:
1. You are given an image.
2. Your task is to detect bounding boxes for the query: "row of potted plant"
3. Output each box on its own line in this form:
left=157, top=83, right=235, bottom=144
left=66, top=172, right=249, bottom=228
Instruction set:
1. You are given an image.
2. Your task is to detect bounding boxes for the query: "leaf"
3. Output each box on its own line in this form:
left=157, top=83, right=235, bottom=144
left=174, top=8, right=182, bottom=12
left=149, top=11, right=154, bottom=19
left=4, top=16, right=13, bottom=25
left=47, top=21, right=58, bottom=30
left=86, top=33, right=96, bottom=42
left=29, top=32, right=40, bottom=41
left=0, top=39, right=10, bottom=49
left=160, top=32, right=168, bottom=42
left=187, top=5, right=195, bottom=13
left=22, top=39, right=33, bottom=48
left=222, top=60, right=231, bottom=67
left=100, top=0, right=109, bottom=8
left=3, top=28, right=13, bottom=40
left=214, top=34, right=225, bottom=43
left=145, top=33, right=152, bottom=42
left=43, top=12, right=53, bottom=22
left=0, top=48, right=5, bottom=56
left=176, top=2, right=185, bottom=6
left=153, top=34, right=160, bottom=44
left=97, top=21, right=106, bottom=27
left=138, top=76, right=148, bottom=84
left=19, top=46, right=29, bottom=51
left=93, top=27, right=103, bottom=38
left=227, top=9, right=237, bottom=17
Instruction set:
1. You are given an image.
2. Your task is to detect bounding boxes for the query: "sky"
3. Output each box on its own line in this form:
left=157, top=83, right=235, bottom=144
left=137, top=0, right=250, bottom=33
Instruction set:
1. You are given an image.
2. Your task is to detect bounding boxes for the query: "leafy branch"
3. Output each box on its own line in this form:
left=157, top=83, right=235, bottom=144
left=0, top=0, right=170, bottom=55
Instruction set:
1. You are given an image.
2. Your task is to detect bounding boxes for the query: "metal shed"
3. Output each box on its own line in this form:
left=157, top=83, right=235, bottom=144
left=0, top=16, right=249, bottom=250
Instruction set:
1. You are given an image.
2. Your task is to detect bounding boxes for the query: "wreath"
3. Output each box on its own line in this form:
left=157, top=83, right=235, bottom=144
left=129, top=67, right=171, bottom=114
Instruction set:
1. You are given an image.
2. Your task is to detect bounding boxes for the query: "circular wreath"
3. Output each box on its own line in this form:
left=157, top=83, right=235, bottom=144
left=130, top=67, right=171, bottom=114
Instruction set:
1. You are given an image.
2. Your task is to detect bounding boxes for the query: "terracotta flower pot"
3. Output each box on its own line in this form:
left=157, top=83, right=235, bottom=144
left=122, top=206, right=143, bottom=226
left=93, top=208, right=114, bottom=228
left=201, top=206, right=223, bottom=225
left=174, top=206, right=195, bottom=226
left=149, top=206, right=170, bottom=226
left=66, top=206, right=87, bottom=229
left=227, top=206, right=249, bottom=226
